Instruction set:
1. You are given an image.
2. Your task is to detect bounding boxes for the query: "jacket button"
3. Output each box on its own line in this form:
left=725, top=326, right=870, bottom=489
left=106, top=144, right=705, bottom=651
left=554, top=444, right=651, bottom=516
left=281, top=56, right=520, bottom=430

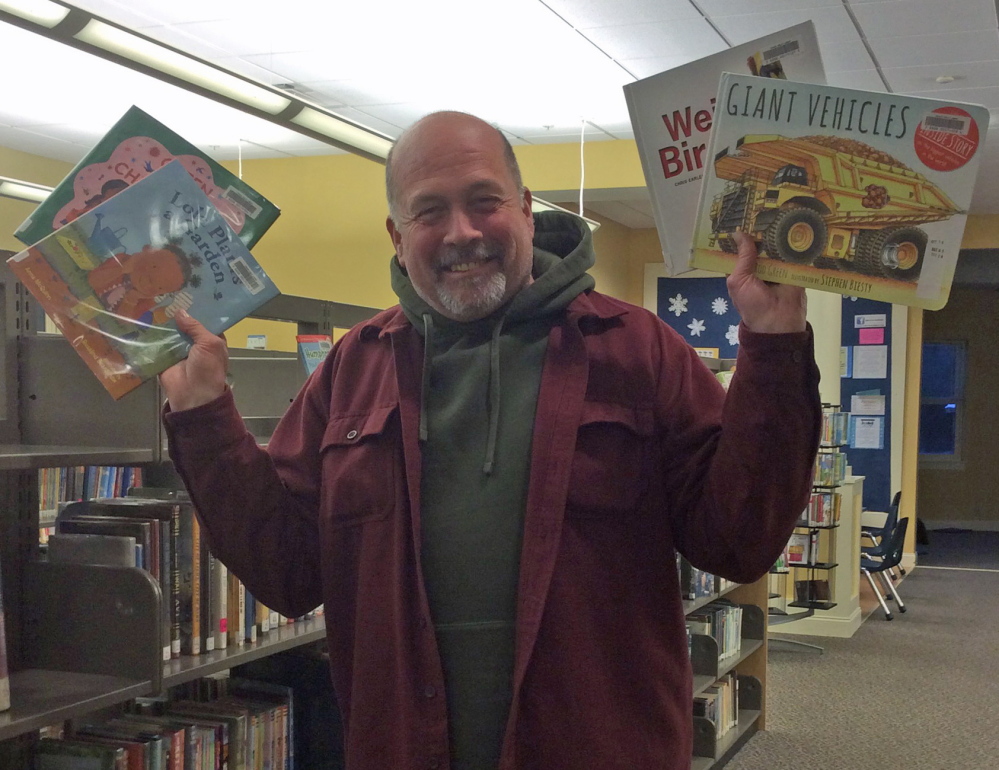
left=424, top=684, right=437, bottom=698
left=346, top=429, right=358, bottom=439
left=792, top=350, right=803, bottom=363
left=429, top=759, right=440, bottom=769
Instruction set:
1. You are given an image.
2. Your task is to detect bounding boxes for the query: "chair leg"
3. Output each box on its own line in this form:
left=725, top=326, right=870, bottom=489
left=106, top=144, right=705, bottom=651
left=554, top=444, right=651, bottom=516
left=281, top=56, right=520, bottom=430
left=863, top=569, right=893, bottom=620
left=880, top=570, right=907, bottom=613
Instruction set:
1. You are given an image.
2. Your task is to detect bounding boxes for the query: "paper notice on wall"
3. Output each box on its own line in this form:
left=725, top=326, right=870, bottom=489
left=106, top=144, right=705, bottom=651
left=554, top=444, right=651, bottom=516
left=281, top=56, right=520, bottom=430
left=852, top=345, right=888, bottom=379
left=851, top=394, right=886, bottom=416
left=851, top=416, right=884, bottom=449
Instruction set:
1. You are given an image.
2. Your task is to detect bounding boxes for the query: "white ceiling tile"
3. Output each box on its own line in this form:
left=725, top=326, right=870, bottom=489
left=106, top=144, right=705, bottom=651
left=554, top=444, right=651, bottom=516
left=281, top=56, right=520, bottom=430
left=710, top=6, right=857, bottom=48
left=618, top=54, right=721, bottom=80
left=882, top=60, right=999, bottom=96
left=824, top=69, right=890, bottom=92
left=850, top=0, right=997, bottom=38
left=0, top=125, right=90, bottom=163
left=868, top=30, right=999, bottom=68
left=542, top=0, right=703, bottom=27
left=811, top=36, right=877, bottom=74
left=903, top=85, right=999, bottom=111
left=580, top=18, right=727, bottom=62
left=698, top=0, right=841, bottom=15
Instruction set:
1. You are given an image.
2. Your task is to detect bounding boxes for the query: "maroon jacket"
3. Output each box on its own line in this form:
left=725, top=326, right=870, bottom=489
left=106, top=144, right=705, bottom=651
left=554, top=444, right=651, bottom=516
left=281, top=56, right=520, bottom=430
left=164, top=289, right=821, bottom=770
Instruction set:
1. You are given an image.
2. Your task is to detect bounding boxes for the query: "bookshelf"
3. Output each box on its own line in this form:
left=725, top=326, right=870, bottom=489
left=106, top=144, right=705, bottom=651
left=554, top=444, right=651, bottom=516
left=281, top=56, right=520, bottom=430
left=682, top=567, right=771, bottom=768
left=0, top=265, right=376, bottom=752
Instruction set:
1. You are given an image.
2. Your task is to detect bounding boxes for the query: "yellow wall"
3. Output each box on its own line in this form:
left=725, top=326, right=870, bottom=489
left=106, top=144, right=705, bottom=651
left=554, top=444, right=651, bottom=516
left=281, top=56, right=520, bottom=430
left=1, top=146, right=73, bottom=253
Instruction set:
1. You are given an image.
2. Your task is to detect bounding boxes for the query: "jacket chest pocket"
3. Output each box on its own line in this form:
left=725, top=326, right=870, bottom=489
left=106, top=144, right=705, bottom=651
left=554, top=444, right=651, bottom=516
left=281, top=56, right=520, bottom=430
left=320, top=405, right=399, bottom=528
left=566, top=401, right=654, bottom=517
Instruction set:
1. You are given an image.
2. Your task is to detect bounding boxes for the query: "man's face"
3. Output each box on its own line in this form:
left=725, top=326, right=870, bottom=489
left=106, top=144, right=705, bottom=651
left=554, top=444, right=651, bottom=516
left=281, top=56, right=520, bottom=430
left=386, top=116, right=535, bottom=322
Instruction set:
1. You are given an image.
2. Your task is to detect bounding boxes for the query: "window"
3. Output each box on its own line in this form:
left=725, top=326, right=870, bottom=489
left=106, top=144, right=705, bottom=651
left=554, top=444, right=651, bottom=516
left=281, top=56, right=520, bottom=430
left=919, top=342, right=966, bottom=468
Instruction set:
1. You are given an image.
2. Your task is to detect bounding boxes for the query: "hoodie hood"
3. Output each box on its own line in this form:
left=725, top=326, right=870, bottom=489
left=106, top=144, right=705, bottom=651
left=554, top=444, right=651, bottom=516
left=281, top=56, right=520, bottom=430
left=390, top=209, right=595, bottom=474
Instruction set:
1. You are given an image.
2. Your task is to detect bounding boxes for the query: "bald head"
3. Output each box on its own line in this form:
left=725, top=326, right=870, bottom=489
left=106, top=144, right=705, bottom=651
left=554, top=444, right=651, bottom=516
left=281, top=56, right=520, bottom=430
left=386, top=111, right=523, bottom=223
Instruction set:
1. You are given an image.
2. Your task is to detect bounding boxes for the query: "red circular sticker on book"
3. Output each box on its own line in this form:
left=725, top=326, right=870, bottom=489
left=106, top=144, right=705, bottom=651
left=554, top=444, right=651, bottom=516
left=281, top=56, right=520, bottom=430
left=914, top=107, right=980, bottom=171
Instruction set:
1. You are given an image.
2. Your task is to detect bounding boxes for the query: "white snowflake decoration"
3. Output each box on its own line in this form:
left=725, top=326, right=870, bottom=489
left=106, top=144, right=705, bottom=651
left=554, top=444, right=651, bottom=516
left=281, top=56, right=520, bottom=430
left=668, top=293, right=688, bottom=317
left=726, top=325, right=740, bottom=346
left=711, top=297, right=729, bottom=315
left=688, top=318, right=706, bottom=337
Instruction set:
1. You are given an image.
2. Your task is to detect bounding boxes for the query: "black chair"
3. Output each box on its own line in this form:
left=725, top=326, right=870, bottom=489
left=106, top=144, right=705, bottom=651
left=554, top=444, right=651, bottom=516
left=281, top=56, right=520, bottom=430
left=861, top=491, right=906, bottom=579
left=861, top=517, right=909, bottom=621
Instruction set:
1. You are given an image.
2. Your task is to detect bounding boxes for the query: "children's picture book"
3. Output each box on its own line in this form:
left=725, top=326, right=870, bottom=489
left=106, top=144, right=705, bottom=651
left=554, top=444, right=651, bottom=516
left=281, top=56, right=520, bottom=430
left=7, top=160, right=281, bottom=399
left=690, top=73, right=990, bottom=310
left=624, top=21, right=826, bottom=275
left=15, top=105, right=280, bottom=250
left=296, top=334, right=333, bottom=376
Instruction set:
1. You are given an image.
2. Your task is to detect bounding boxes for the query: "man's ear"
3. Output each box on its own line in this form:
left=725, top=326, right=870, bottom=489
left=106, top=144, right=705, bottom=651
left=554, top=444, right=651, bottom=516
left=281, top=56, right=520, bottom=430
left=521, top=187, right=535, bottom=235
left=386, top=216, right=405, bottom=266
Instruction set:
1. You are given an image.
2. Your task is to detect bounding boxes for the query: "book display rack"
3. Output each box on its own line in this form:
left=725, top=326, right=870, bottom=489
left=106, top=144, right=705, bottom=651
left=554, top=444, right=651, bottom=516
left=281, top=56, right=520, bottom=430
left=0, top=261, right=376, bottom=752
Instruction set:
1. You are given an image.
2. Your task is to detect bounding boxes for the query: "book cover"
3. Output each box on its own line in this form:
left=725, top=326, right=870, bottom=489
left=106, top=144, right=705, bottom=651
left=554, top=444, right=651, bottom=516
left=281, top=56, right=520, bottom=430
left=624, top=21, right=826, bottom=275
left=7, top=160, right=281, bottom=399
left=0, top=553, right=9, bottom=713
left=15, top=105, right=279, bottom=250
left=296, top=334, right=332, bottom=376
left=689, top=73, right=990, bottom=309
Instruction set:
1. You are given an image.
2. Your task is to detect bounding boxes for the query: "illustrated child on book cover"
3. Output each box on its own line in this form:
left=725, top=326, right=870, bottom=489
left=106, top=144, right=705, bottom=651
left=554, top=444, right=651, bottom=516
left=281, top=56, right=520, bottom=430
left=86, top=241, right=203, bottom=325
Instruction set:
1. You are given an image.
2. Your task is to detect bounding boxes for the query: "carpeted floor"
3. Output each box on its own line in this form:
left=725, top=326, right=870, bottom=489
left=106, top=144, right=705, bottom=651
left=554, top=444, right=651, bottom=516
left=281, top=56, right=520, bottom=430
left=917, top=529, right=999, bottom=570
left=727, top=566, right=999, bottom=769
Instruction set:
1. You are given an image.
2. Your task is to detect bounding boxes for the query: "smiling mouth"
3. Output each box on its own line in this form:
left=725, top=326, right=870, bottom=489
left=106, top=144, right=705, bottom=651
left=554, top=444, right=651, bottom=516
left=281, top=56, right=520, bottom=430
left=442, top=257, right=494, bottom=274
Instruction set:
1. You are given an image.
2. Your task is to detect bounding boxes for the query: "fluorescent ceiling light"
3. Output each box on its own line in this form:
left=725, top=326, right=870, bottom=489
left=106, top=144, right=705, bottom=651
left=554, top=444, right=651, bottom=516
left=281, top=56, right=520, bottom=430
left=291, top=107, right=392, bottom=160
left=0, top=0, right=394, bottom=163
left=0, top=0, right=68, bottom=27
left=74, top=20, right=292, bottom=115
left=0, top=176, right=53, bottom=203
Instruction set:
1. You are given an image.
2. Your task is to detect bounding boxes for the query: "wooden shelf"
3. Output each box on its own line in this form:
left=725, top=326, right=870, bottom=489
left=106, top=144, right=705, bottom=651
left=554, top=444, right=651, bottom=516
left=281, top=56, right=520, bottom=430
left=691, top=709, right=761, bottom=770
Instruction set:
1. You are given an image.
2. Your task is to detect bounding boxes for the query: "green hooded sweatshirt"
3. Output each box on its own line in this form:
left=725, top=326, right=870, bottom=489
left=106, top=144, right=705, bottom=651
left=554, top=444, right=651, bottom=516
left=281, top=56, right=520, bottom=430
left=391, top=211, right=595, bottom=768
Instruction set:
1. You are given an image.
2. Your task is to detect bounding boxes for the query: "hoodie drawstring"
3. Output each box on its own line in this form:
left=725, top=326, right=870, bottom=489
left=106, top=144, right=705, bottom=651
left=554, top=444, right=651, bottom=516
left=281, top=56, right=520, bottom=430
left=418, top=311, right=503, bottom=476
left=482, top=319, right=504, bottom=475
left=419, top=313, right=434, bottom=442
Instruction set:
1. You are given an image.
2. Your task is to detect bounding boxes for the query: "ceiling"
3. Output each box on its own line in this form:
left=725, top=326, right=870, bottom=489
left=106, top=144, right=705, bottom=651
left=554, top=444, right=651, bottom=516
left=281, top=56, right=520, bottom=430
left=2, top=0, right=999, bottom=228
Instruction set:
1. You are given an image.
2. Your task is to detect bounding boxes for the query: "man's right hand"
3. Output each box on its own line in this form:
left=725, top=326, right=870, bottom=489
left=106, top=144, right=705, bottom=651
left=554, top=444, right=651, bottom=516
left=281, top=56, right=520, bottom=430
left=159, top=310, right=228, bottom=411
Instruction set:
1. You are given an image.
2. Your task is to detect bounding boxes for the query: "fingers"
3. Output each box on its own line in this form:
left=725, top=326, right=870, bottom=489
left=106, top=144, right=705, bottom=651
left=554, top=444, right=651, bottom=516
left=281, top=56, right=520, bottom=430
left=726, top=232, right=760, bottom=296
left=174, top=309, right=213, bottom=342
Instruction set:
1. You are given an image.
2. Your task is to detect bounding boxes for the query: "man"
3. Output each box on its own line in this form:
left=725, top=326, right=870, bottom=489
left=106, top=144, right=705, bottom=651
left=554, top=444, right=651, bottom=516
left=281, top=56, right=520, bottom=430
left=161, top=111, right=821, bottom=770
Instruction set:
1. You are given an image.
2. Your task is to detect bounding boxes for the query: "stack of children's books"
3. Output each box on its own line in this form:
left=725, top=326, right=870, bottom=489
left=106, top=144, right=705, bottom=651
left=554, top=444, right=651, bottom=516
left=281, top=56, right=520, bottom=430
left=7, top=106, right=282, bottom=398
left=627, top=22, right=990, bottom=310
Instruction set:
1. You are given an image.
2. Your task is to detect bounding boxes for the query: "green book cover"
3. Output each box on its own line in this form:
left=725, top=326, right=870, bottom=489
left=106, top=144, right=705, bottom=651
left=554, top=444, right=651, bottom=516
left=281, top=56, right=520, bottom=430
left=15, top=105, right=280, bottom=250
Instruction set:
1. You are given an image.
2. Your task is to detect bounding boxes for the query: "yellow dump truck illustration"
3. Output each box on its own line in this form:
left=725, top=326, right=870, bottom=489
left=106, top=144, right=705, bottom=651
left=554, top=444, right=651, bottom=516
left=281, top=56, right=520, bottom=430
left=708, top=134, right=961, bottom=281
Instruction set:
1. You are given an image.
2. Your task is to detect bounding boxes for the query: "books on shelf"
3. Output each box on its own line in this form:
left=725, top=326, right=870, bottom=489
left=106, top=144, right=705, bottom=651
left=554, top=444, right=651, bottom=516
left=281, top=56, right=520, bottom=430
left=687, top=601, right=743, bottom=661
left=8, top=160, right=281, bottom=399
left=814, top=449, right=847, bottom=487
left=624, top=21, right=826, bottom=275
left=785, top=532, right=816, bottom=566
left=15, top=104, right=280, bottom=251
left=296, top=334, right=333, bottom=376
left=821, top=407, right=850, bottom=446
left=802, top=490, right=841, bottom=527
left=689, top=72, right=990, bottom=309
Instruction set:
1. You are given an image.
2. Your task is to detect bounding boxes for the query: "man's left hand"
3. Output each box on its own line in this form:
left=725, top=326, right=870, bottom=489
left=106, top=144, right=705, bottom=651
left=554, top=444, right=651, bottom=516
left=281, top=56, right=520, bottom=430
left=726, top=232, right=807, bottom=334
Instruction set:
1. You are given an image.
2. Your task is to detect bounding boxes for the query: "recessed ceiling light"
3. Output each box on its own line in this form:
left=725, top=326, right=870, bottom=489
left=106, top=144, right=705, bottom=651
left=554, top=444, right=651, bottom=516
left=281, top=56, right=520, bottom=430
left=935, top=75, right=957, bottom=84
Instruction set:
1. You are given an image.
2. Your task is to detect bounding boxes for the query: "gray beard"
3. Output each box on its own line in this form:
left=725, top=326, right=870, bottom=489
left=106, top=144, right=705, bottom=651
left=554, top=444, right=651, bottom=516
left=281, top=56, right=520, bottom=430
left=418, top=271, right=508, bottom=321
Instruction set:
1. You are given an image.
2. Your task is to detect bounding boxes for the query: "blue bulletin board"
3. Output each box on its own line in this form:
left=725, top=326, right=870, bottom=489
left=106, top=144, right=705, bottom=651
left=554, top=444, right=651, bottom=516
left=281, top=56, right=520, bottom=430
left=656, top=277, right=742, bottom=355
left=841, top=296, right=893, bottom=511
